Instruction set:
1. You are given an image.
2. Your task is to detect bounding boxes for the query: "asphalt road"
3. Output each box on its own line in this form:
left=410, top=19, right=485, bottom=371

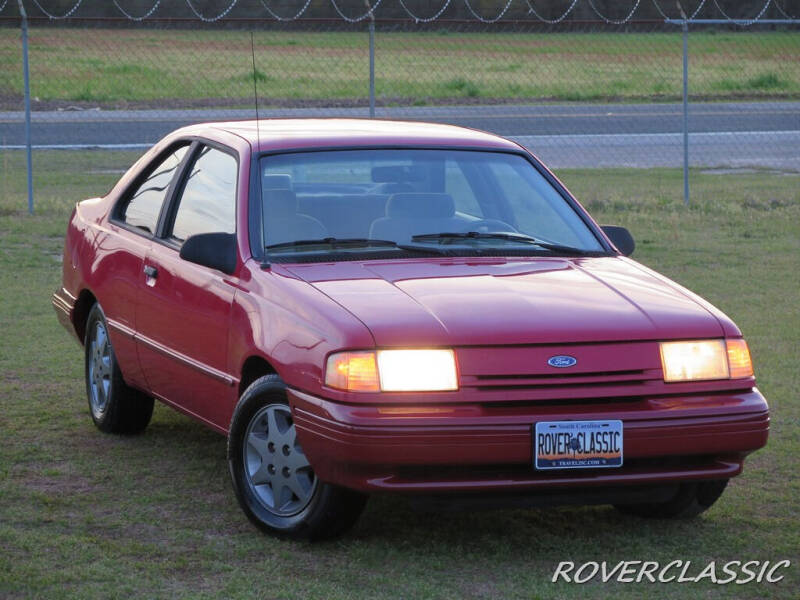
left=2, top=101, right=798, bottom=169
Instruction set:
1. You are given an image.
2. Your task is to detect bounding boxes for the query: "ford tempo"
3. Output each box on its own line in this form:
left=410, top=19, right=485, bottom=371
left=53, top=119, right=769, bottom=539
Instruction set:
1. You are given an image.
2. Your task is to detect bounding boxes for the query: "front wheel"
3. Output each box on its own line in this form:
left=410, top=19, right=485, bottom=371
left=614, top=479, right=729, bottom=519
left=228, top=374, right=367, bottom=540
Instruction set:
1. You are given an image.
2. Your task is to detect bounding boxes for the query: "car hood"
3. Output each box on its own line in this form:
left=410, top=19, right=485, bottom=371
left=283, top=257, right=725, bottom=346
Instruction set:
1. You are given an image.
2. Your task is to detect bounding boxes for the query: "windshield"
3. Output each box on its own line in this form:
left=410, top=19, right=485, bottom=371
left=259, top=149, right=604, bottom=259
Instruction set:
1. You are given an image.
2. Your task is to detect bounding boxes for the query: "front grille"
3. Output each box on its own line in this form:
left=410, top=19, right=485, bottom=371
left=455, top=343, right=746, bottom=403
left=467, top=368, right=660, bottom=391
left=459, top=366, right=663, bottom=402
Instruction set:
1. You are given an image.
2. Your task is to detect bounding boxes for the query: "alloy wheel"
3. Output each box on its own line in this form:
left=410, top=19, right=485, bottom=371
left=243, top=404, right=318, bottom=516
left=88, top=320, right=112, bottom=419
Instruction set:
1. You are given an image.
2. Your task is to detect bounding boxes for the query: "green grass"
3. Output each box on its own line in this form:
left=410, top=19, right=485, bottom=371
left=1, top=151, right=799, bottom=599
left=0, top=29, right=798, bottom=107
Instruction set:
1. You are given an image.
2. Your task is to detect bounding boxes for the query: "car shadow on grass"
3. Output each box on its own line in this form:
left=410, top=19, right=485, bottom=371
left=69, top=404, right=723, bottom=556
left=353, top=493, right=718, bottom=550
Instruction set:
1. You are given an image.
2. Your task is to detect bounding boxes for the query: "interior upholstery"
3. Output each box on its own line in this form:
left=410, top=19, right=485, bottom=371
left=263, top=188, right=327, bottom=246
left=298, top=194, right=388, bottom=239
left=370, top=193, right=464, bottom=241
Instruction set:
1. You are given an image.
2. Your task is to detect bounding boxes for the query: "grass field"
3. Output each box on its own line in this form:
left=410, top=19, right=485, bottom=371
left=0, top=29, right=798, bottom=108
left=1, top=150, right=799, bottom=599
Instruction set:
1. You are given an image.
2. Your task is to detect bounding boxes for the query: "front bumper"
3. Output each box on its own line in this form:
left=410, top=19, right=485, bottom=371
left=289, top=387, right=769, bottom=494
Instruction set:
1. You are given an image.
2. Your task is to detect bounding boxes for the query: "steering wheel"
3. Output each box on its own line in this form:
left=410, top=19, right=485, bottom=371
left=458, top=219, right=519, bottom=234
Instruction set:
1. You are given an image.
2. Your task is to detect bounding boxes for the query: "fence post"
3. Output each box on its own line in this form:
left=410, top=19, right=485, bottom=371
left=18, top=0, right=34, bottom=214
left=681, top=18, right=690, bottom=206
left=368, top=18, right=375, bottom=118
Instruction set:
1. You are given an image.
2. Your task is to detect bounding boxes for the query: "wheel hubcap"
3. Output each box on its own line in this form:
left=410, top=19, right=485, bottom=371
left=88, top=321, right=112, bottom=418
left=243, top=404, right=317, bottom=516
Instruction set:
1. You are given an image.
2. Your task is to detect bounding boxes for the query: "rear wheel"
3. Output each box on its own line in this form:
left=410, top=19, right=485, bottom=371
left=84, top=304, right=153, bottom=434
left=228, top=374, right=367, bottom=540
left=614, top=479, right=729, bottom=518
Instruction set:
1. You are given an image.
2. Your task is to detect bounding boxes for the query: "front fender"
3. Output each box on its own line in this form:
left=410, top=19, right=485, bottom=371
left=229, top=260, right=375, bottom=397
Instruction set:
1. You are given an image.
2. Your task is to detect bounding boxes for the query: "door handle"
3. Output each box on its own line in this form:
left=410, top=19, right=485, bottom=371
left=143, top=265, right=158, bottom=279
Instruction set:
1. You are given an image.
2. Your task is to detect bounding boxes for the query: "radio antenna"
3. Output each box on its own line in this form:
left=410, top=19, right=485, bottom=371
left=250, top=30, right=262, bottom=147
left=250, top=30, right=270, bottom=269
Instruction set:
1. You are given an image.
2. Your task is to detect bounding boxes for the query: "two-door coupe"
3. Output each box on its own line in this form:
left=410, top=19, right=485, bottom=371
left=54, top=119, right=769, bottom=538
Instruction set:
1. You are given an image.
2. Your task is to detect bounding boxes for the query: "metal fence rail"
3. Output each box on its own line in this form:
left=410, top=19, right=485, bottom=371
left=1, top=1, right=798, bottom=213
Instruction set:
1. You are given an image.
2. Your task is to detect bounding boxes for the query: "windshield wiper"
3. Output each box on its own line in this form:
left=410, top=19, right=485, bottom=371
left=266, top=237, right=448, bottom=255
left=411, top=232, right=590, bottom=255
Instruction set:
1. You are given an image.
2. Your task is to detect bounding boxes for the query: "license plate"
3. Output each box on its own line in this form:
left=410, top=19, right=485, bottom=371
left=534, top=420, right=623, bottom=470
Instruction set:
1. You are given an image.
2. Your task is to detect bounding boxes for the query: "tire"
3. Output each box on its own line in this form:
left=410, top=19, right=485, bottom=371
left=228, top=374, right=368, bottom=540
left=614, top=479, right=729, bottom=519
left=84, top=303, right=154, bottom=434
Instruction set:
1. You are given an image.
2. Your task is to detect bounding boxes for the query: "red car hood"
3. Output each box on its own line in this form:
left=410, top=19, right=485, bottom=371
left=283, top=257, right=725, bottom=346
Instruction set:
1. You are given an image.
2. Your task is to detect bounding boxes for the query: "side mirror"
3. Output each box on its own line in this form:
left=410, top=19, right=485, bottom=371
left=601, top=225, right=635, bottom=257
left=179, top=232, right=237, bottom=275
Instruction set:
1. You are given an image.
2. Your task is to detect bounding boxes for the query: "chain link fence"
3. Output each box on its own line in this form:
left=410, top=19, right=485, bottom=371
left=1, top=0, right=798, bottom=212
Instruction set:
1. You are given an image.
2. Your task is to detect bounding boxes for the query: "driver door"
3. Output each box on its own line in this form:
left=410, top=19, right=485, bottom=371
left=135, top=143, right=239, bottom=431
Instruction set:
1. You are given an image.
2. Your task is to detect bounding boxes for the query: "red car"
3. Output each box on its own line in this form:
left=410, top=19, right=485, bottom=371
left=53, top=119, right=768, bottom=539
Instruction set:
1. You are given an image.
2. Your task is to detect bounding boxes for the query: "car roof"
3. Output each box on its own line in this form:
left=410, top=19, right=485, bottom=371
left=187, top=118, right=521, bottom=153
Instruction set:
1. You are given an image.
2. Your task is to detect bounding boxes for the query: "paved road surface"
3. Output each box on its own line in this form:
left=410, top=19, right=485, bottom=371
left=1, top=101, right=798, bottom=169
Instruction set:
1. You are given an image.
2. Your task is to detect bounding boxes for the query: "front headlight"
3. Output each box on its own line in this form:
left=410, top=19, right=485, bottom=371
left=376, top=349, right=458, bottom=391
left=659, top=339, right=754, bottom=382
left=325, top=349, right=458, bottom=392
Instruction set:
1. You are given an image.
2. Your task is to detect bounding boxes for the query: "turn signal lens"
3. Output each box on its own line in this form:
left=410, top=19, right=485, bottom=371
left=324, top=351, right=379, bottom=392
left=660, top=340, right=729, bottom=382
left=726, top=338, right=754, bottom=379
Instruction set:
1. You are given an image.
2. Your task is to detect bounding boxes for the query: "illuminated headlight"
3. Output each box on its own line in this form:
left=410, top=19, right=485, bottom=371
left=325, top=349, right=458, bottom=392
left=660, top=339, right=754, bottom=383
left=377, top=349, right=458, bottom=391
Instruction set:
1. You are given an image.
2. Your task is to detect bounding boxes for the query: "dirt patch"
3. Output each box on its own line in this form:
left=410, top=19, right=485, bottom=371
left=22, top=464, right=98, bottom=496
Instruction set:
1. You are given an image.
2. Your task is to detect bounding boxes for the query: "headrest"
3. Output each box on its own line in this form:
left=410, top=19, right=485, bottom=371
left=262, top=174, right=292, bottom=190
left=263, top=188, right=298, bottom=218
left=372, top=165, right=425, bottom=183
left=386, top=193, right=455, bottom=219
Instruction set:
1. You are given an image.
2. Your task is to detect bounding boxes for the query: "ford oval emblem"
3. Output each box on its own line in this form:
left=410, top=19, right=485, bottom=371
left=548, top=355, right=577, bottom=368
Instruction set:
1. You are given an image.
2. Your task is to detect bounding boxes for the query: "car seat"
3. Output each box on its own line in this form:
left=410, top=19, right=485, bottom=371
left=263, top=188, right=327, bottom=246
left=369, top=193, right=463, bottom=242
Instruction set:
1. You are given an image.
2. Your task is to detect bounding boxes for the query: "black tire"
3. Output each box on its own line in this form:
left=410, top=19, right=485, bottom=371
left=614, top=479, right=729, bottom=519
left=84, top=303, right=154, bottom=434
left=228, top=374, right=367, bottom=540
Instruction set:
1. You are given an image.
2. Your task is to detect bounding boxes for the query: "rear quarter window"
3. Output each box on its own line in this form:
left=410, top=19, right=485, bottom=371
left=118, top=144, right=190, bottom=235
